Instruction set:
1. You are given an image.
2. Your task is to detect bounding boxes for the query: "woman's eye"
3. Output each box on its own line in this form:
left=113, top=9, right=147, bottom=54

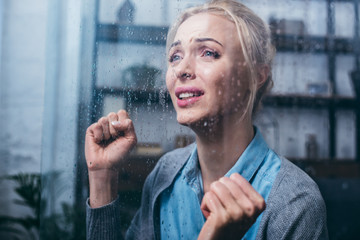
left=169, top=54, right=181, bottom=63
left=202, top=50, right=220, bottom=59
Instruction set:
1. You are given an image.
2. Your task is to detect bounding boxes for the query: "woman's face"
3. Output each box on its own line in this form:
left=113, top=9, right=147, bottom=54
left=166, top=13, right=251, bottom=127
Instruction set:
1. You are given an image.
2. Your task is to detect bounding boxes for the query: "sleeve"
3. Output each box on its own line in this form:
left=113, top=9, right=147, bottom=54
left=257, top=161, right=329, bottom=240
left=125, top=158, right=163, bottom=240
left=86, top=197, right=124, bottom=240
left=86, top=158, right=164, bottom=240
left=266, top=187, right=329, bottom=239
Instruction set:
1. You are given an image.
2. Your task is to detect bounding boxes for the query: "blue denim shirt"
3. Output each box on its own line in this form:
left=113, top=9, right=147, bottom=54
left=160, top=128, right=282, bottom=239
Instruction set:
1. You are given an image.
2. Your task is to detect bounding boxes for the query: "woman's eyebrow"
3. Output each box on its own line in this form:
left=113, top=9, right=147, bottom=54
left=195, top=38, right=223, bottom=47
left=169, top=37, right=223, bottom=52
left=169, top=40, right=181, bottom=52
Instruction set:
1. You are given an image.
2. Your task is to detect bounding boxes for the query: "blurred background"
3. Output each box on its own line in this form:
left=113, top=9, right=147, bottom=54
left=0, top=0, right=359, bottom=239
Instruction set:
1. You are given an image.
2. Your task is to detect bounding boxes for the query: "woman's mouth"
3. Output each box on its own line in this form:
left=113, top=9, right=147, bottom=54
left=178, top=92, right=203, bottom=99
left=175, top=87, right=204, bottom=107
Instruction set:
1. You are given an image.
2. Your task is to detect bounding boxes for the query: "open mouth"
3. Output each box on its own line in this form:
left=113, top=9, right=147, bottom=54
left=174, top=87, right=204, bottom=107
left=178, top=92, right=203, bottom=100
left=175, top=87, right=204, bottom=100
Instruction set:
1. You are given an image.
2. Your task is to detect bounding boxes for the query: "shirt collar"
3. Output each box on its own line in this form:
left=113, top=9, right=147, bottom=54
left=183, top=146, right=200, bottom=185
left=183, top=126, right=269, bottom=187
left=224, top=127, right=269, bottom=182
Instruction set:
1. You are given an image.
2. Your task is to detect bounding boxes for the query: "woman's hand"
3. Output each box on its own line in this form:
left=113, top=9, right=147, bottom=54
left=85, top=110, right=137, bottom=207
left=198, top=173, right=266, bottom=240
left=85, top=110, right=137, bottom=171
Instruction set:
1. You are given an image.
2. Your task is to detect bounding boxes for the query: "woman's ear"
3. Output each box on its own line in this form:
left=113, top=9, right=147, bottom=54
left=257, top=65, right=270, bottom=89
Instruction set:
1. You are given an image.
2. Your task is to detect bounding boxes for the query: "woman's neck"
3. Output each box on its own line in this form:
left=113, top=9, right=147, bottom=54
left=192, top=114, right=254, bottom=193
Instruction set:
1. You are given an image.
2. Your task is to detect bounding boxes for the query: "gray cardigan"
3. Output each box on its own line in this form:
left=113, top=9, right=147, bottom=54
left=87, top=143, right=329, bottom=239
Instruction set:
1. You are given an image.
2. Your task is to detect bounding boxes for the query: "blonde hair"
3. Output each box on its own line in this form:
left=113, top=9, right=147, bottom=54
left=166, top=0, right=275, bottom=117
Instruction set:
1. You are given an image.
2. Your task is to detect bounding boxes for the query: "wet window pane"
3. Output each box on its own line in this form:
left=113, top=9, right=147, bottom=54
left=1, top=0, right=360, bottom=239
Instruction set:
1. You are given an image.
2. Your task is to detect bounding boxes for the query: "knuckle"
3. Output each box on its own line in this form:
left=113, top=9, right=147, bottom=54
left=107, top=112, right=117, bottom=118
left=117, top=109, right=128, bottom=116
left=126, top=119, right=133, bottom=126
left=210, top=181, right=220, bottom=191
left=244, top=204, right=255, bottom=216
left=99, top=117, right=107, bottom=124
left=256, top=198, right=266, bottom=211
left=207, top=191, right=216, bottom=201
left=86, top=123, right=95, bottom=133
left=232, top=207, right=244, bottom=220
left=219, top=176, right=229, bottom=184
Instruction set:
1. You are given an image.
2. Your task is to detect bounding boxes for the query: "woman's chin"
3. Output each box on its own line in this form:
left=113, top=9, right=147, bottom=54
left=176, top=115, right=194, bottom=126
left=176, top=114, right=213, bottom=129
left=176, top=113, right=204, bottom=127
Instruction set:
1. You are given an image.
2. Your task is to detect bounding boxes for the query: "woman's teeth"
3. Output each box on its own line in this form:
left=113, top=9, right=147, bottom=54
left=179, top=92, right=200, bottom=99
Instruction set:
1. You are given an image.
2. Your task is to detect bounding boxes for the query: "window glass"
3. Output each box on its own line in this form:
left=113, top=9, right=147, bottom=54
left=32, top=0, right=360, bottom=239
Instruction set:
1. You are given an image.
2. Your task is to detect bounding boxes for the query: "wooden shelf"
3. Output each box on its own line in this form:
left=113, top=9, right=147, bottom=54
left=96, top=24, right=356, bottom=54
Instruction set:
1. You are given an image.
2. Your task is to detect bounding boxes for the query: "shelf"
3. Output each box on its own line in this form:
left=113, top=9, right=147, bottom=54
left=291, top=159, right=360, bottom=178
left=96, top=24, right=167, bottom=45
left=272, top=34, right=354, bottom=54
left=263, top=94, right=356, bottom=109
left=116, top=154, right=360, bottom=191
left=96, top=24, right=356, bottom=54
left=116, top=155, right=360, bottom=191
left=96, top=87, right=357, bottom=109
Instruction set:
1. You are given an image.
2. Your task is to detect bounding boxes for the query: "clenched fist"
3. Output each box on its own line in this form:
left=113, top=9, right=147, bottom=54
left=198, top=173, right=266, bottom=240
left=85, top=110, right=137, bottom=171
left=85, top=110, right=137, bottom=208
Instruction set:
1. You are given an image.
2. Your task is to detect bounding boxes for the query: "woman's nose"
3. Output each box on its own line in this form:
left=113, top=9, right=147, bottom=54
left=174, top=56, right=196, bottom=80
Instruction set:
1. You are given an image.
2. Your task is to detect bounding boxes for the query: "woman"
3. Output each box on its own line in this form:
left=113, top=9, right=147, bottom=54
left=85, top=0, right=328, bottom=239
